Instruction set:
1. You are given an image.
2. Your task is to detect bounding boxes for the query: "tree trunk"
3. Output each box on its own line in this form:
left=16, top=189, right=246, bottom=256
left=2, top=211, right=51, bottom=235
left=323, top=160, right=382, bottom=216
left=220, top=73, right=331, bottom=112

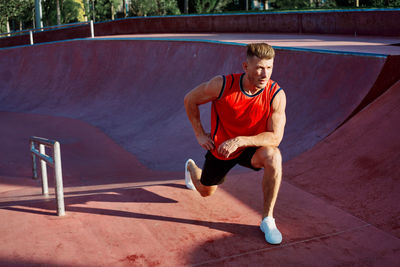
left=6, top=17, right=10, bottom=36
left=86, top=0, right=90, bottom=20
left=92, top=0, right=96, bottom=22
left=184, top=0, right=188, bottom=13
left=123, top=0, right=126, bottom=17
left=111, top=0, right=114, bottom=20
left=56, top=0, right=61, bottom=25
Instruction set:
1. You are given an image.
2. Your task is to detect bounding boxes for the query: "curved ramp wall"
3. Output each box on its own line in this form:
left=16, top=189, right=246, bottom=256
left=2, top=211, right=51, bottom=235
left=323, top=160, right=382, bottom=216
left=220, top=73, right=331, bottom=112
left=284, top=80, right=400, bottom=238
left=0, top=39, right=388, bottom=170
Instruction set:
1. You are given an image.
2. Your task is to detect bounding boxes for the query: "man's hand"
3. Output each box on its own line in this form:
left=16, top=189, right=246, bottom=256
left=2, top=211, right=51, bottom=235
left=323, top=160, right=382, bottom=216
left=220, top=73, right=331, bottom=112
left=218, top=137, right=242, bottom=158
left=196, top=133, right=215, bottom=151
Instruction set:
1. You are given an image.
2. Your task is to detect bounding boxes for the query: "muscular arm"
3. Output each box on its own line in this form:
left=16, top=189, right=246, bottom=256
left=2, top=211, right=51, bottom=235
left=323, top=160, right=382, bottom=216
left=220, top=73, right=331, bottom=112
left=218, top=90, right=286, bottom=158
left=184, top=76, right=223, bottom=150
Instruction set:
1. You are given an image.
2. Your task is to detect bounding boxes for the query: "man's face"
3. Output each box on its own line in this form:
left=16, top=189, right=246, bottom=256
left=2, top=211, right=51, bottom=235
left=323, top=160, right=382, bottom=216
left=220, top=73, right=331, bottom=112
left=243, top=56, right=274, bottom=89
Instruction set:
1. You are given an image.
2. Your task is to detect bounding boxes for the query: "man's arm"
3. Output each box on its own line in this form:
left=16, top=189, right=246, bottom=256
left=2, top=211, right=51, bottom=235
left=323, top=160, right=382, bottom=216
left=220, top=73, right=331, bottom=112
left=184, top=76, right=223, bottom=151
left=218, top=90, right=286, bottom=158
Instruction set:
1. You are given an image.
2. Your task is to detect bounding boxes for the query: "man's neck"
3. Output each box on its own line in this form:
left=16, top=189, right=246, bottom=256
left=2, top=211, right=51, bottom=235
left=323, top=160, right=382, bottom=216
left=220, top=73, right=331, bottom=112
left=243, top=74, right=263, bottom=95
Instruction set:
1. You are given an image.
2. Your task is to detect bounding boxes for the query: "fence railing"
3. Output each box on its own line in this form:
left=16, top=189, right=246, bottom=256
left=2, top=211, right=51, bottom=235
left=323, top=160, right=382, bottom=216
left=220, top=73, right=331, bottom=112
left=0, top=20, right=95, bottom=45
left=30, top=136, right=65, bottom=216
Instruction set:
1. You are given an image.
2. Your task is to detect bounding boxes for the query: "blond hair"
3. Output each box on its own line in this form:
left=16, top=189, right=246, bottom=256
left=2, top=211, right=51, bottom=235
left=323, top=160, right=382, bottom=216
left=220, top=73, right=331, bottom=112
left=247, top=43, right=275, bottom=60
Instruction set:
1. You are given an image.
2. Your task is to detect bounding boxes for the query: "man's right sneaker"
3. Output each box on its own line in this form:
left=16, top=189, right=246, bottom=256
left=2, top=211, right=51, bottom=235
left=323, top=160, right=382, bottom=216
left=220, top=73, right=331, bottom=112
left=185, top=159, right=197, bottom=191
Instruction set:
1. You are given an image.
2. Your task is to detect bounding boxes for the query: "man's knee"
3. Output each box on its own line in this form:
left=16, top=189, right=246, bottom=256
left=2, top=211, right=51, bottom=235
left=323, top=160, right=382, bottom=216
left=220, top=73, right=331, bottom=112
left=198, top=184, right=217, bottom=197
left=254, top=146, right=282, bottom=171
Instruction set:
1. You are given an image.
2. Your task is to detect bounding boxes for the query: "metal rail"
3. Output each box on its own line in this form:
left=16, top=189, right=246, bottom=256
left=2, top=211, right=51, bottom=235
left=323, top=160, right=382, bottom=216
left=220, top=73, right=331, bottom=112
left=30, top=136, right=65, bottom=216
left=0, top=21, right=95, bottom=45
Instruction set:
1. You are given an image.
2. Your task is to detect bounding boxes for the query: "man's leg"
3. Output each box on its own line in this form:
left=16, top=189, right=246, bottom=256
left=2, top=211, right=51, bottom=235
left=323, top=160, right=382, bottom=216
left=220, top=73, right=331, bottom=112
left=251, top=146, right=283, bottom=245
left=187, top=160, right=218, bottom=197
left=251, top=146, right=282, bottom=218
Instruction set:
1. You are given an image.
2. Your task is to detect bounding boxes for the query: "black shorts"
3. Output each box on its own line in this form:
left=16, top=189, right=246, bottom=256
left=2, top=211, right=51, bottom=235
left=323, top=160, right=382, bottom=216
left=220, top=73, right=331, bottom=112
left=200, top=147, right=262, bottom=186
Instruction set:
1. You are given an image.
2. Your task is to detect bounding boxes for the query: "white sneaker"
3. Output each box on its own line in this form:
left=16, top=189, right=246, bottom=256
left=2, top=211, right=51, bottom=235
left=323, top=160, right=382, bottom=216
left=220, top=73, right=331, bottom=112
left=185, top=159, right=197, bottom=191
left=260, top=217, right=282, bottom=245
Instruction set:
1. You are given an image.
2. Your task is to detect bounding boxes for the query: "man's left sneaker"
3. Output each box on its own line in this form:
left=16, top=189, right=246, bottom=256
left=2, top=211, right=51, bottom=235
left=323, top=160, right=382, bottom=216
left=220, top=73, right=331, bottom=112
left=185, top=159, right=197, bottom=191
left=260, top=216, right=282, bottom=245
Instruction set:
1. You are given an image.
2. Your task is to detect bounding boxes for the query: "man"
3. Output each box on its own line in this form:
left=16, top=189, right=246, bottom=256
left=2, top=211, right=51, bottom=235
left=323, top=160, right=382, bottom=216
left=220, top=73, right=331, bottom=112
left=183, top=43, right=286, bottom=245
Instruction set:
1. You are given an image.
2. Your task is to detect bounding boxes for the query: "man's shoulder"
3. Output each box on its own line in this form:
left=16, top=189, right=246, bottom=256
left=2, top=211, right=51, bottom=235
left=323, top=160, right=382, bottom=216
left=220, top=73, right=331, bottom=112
left=224, top=73, right=243, bottom=78
left=221, top=73, right=243, bottom=89
left=268, top=80, right=285, bottom=95
left=269, top=79, right=280, bottom=88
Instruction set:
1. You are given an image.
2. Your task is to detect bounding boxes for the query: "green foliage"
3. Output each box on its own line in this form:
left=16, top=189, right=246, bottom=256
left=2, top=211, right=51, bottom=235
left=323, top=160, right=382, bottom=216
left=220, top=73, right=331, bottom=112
left=0, top=0, right=32, bottom=19
left=273, top=0, right=399, bottom=9
left=0, top=0, right=34, bottom=32
left=274, top=0, right=310, bottom=9
left=321, top=0, right=338, bottom=8
left=334, top=0, right=354, bottom=6
left=63, top=0, right=85, bottom=23
left=323, top=0, right=400, bottom=7
left=359, top=0, right=400, bottom=7
left=93, top=0, right=120, bottom=21
left=81, top=0, right=120, bottom=22
left=42, top=0, right=85, bottom=26
left=130, top=0, right=181, bottom=16
left=194, top=0, right=231, bottom=13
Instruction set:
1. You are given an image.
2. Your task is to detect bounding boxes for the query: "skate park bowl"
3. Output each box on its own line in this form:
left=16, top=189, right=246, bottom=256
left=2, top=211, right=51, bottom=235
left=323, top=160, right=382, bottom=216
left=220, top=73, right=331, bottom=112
left=0, top=10, right=399, bottom=266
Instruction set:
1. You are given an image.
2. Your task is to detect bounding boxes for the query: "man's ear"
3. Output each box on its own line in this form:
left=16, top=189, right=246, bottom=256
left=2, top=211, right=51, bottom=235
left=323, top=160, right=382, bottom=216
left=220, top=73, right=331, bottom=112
left=242, top=61, right=248, bottom=72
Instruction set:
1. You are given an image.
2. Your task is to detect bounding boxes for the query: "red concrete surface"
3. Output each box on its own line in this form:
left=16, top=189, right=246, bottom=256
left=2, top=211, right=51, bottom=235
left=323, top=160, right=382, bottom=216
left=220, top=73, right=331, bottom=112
left=1, top=39, right=397, bottom=169
left=0, top=38, right=399, bottom=266
left=284, top=80, right=400, bottom=238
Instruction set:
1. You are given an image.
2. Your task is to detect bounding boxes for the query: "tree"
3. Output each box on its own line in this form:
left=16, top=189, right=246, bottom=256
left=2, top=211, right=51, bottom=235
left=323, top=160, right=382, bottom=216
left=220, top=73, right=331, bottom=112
left=63, top=0, right=85, bottom=23
left=122, top=0, right=126, bottom=17
left=360, top=0, right=400, bottom=6
left=274, top=0, right=310, bottom=9
left=0, top=0, right=34, bottom=33
left=195, top=0, right=231, bottom=13
left=130, top=0, right=181, bottom=16
left=82, top=0, right=120, bottom=22
left=41, top=0, right=85, bottom=26
left=95, top=0, right=119, bottom=21
left=332, top=0, right=399, bottom=7
left=56, top=0, right=61, bottom=24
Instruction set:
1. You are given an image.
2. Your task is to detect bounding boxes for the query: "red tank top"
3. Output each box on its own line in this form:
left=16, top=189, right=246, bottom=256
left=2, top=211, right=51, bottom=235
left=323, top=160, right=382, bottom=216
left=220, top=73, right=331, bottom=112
left=210, top=73, right=282, bottom=160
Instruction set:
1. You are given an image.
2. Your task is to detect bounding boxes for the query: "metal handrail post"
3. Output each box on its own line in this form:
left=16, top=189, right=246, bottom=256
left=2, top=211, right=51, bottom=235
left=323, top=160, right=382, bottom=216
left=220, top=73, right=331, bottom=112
left=30, top=31, right=34, bottom=45
left=53, top=141, right=65, bottom=216
left=90, top=20, right=94, bottom=38
left=39, top=144, right=49, bottom=196
left=31, top=141, right=38, bottom=179
left=30, top=136, right=65, bottom=216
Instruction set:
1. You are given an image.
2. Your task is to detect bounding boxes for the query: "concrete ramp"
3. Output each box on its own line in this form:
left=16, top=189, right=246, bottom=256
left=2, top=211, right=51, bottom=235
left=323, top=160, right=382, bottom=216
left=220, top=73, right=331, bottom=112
left=284, top=80, right=400, bottom=238
left=0, top=39, right=391, bottom=171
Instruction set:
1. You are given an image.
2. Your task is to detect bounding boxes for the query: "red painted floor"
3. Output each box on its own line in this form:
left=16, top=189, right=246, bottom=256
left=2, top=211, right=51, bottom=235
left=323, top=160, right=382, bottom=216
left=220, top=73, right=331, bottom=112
left=0, top=34, right=399, bottom=266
